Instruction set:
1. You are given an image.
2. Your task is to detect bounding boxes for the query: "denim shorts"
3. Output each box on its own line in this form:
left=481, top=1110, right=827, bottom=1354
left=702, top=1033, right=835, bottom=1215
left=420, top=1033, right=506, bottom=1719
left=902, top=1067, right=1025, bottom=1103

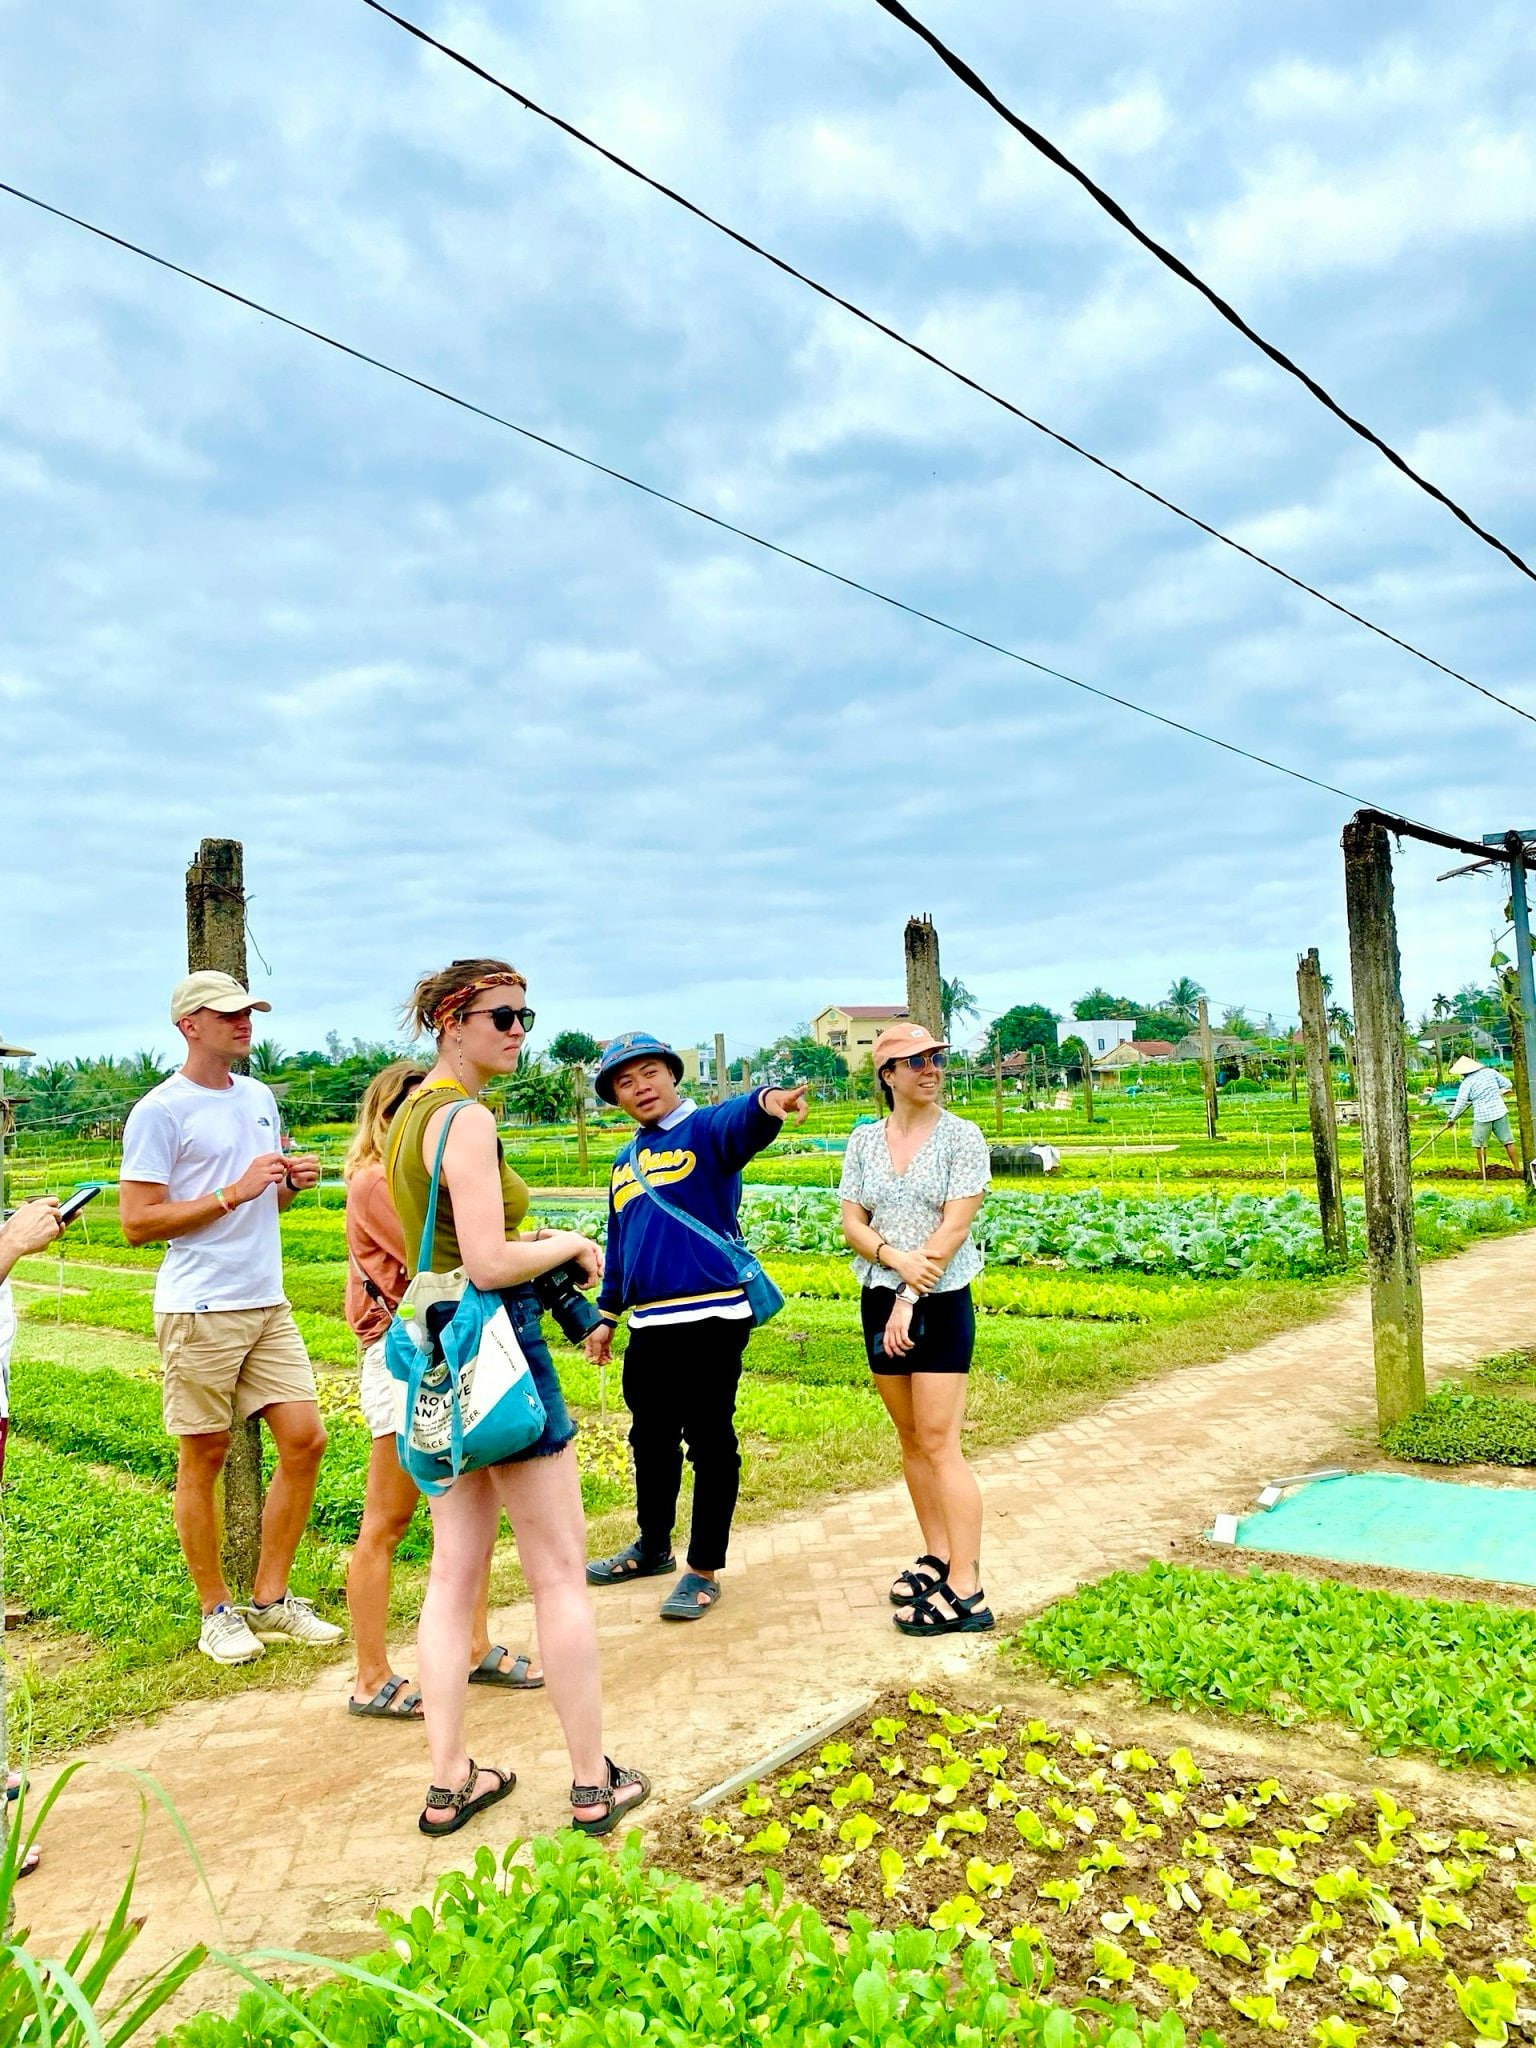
left=500, top=1286, right=579, bottom=1461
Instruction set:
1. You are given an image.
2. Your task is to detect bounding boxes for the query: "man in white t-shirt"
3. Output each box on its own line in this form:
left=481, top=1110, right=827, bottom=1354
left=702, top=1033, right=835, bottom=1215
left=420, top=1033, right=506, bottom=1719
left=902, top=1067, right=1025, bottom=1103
left=120, top=971, right=343, bottom=1666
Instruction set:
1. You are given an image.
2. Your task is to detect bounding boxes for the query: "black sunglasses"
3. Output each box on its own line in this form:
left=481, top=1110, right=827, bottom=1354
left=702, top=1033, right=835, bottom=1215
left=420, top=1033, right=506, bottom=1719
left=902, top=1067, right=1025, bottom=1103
left=893, top=1050, right=948, bottom=1072
left=462, top=1005, right=536, bottom=1033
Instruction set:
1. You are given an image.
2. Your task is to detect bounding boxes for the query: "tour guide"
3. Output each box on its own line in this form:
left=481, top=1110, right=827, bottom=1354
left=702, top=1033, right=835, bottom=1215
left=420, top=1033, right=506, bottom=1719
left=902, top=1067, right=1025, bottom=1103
left=584, top=1033, right=807, bottom=1619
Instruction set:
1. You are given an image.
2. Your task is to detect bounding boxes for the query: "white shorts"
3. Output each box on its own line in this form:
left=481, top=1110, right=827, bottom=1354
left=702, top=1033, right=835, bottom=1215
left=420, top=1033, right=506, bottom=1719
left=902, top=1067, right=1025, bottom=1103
left=359, top=1336, right=406, bottom=1441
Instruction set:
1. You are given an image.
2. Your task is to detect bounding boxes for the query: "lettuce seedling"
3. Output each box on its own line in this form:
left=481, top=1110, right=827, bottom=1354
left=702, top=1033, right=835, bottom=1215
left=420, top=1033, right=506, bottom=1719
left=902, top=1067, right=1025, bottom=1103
left=1149, top=1960, right=1199, bottom=2007
left=1229, top=1991, right=1287, bottom=2031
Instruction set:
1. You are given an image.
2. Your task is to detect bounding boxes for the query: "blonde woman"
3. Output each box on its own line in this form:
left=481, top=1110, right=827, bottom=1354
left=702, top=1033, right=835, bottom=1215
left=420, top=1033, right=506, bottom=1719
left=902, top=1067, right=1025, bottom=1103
left=387, top=959, right=648, bottom=1837
left=343, top=1061, right=541, bottom=1717
left=839, top=1022, right=993, bottom=1637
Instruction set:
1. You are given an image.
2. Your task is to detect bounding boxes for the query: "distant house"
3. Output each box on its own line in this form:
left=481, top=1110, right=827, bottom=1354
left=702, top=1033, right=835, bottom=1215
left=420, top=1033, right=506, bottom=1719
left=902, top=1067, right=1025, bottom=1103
left=811, top=1003, right=909, bottom=1067
left=1095, top=1040, right=1177, bottom=1070
left=1059, top=1018, right=1135, bottom=1059
left=1174, top=1031, right=1252, bottom=1062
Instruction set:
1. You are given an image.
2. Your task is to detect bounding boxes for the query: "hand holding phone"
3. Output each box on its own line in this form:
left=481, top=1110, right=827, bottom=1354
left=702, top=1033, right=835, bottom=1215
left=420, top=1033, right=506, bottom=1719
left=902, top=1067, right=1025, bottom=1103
left=56, top=1184, right=103, bottom=1223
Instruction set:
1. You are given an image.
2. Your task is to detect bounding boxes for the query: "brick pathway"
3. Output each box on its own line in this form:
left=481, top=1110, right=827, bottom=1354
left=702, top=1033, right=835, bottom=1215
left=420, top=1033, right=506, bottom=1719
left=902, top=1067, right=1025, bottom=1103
left=20, top=1234, right=1536, bottom=1977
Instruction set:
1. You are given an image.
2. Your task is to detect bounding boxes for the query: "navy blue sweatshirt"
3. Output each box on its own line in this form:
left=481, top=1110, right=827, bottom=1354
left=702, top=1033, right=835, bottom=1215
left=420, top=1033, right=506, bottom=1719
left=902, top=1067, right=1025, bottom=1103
left=597, top=1093, right=782, bottom=1330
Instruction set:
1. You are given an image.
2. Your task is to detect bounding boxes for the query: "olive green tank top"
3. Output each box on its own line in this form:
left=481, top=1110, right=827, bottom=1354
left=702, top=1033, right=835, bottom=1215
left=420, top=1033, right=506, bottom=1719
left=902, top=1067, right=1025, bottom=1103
left=386, top=1080, right=530, bottom=1277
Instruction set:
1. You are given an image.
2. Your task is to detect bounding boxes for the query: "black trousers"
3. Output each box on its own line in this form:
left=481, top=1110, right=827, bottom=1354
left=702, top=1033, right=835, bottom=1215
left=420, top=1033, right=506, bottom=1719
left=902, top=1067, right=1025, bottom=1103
left=622, top=1317, right=751, bottom=1573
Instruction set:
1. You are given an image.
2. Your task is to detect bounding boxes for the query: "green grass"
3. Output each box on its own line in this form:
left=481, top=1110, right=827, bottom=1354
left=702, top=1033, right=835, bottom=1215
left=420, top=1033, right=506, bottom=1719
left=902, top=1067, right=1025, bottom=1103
left=1010, top=1560, right=1536, bottom=1769
left=1383, top=1386, right=1536, bottom=1465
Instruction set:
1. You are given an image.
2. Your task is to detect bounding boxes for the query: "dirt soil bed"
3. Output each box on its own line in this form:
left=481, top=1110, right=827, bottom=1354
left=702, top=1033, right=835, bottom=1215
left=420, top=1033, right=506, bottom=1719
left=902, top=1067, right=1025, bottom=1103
left=656, top=1682, right=1536, bottom=2046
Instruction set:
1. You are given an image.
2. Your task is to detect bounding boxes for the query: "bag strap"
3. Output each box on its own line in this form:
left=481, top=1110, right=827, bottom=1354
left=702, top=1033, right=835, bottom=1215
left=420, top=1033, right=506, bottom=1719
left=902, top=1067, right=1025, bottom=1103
left=418, top=1098, right=472, bottom=1274
left=624, top=1137, right=751, bottom=1269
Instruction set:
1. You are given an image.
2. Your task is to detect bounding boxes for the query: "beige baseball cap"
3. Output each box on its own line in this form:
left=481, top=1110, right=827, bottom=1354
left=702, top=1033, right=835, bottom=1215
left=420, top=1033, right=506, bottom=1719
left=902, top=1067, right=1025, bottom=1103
left=170, top=971, right=271, bottom=1023
left=871, top=1021, right=948, bottom=1069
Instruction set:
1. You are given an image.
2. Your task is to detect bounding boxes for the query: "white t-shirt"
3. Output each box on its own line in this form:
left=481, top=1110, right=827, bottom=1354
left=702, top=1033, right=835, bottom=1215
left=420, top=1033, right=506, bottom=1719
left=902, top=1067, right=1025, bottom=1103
left=120, top=1072, right=287, bottom=1313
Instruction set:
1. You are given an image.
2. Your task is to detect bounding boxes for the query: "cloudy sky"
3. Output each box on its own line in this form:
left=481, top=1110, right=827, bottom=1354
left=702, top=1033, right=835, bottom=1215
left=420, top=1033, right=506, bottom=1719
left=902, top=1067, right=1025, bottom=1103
left=3, top=0, right=1534, bottom=1067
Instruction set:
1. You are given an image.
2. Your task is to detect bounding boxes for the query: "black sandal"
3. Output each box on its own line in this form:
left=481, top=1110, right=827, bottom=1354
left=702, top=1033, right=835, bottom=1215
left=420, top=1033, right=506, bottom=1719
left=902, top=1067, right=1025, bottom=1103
left=586, top=1542, right=676, bottom=1586
left=569, top=1757, right=652, bottom=1837
left=893, top=1583, right=995, bottom=1637
left=890, top=1554, right=948, bottom=1606
left=418, top=1759, right=517, bottom=1837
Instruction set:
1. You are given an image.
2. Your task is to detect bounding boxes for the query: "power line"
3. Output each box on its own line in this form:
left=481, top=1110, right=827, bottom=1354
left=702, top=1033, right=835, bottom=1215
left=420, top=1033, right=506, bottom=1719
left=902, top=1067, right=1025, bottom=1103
left=0, top=175, right=1433, bottom=822
left=869, top=0, right=1536, bottom=589
left=357, top=0, right=1536, bottom=729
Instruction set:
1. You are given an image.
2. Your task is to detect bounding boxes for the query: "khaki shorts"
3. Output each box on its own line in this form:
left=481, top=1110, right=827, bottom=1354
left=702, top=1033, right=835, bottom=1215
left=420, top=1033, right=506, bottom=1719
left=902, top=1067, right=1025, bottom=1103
left=154, top=1304, right=316, bottom=1437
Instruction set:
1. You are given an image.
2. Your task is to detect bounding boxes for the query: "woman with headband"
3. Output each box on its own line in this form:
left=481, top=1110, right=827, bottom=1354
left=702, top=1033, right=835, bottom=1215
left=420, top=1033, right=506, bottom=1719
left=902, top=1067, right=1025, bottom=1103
left=387, top=959, right=648, bottom=1837
left=342, top=1059, right=541, bottom=1719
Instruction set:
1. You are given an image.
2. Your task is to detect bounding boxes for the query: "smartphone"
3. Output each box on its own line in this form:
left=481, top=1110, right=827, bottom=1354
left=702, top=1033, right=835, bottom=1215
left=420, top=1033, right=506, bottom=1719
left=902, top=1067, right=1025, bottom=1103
left=56, top=1183, right=103, bottom=1223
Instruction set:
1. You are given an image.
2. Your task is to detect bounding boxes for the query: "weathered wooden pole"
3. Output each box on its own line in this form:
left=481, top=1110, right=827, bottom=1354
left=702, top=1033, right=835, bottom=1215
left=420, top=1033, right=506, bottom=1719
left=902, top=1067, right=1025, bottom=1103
left=1196, top=998, right=1219, bottom=1141
left=1502, top=976, right=1534, bottom=1186
left=1296, top=948, right=1348, bottom=1261
left=1342, top=817, right=1425, bottom=1428
left=713, top=1032, right=727, bottom=1108
left=1504, top=841, right=1536, bottom=1193
left=573, top=1064, right=590, bottom=1181
left=903, top=914, right=943, bottom=1041
left=185, top=837, right=264, bottom=1592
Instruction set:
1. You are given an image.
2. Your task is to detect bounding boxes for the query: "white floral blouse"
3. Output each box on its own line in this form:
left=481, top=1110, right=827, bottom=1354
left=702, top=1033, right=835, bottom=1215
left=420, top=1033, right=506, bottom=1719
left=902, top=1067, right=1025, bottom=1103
left=838, top=1111, right=991, bottom=1294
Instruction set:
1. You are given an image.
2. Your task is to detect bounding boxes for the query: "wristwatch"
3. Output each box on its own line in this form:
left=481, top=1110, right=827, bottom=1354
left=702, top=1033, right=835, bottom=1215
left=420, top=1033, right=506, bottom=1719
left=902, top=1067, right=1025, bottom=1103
left=898, top=1284, right=921, bottom=1305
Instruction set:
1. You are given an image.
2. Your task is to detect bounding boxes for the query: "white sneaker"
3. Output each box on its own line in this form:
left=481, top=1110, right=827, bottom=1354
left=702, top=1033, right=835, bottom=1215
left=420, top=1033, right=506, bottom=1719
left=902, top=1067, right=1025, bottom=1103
left=246, top=1592, right=344, bottom=1646
left=200, top=1604, right=265, bottom=1666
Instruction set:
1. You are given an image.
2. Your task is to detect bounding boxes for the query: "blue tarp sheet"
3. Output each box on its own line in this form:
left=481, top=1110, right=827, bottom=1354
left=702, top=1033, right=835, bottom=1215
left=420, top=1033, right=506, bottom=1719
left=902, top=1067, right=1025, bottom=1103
left=1230, top=1471, right=1536, bottom=1587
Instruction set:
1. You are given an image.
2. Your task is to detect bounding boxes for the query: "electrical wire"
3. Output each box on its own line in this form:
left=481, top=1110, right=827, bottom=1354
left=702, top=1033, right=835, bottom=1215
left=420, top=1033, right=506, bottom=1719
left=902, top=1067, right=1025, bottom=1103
left=357, top=0, right=1536, bottom=730
left=869, top=0, right=1536, bottom=589
left=0, top=176, right=1433, bottom=821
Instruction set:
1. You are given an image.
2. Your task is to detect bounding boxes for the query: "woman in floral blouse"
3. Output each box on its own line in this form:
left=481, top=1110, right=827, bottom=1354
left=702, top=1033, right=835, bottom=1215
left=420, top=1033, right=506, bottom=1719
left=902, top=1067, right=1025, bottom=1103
left=839, top=1022, right=993, bottom=1637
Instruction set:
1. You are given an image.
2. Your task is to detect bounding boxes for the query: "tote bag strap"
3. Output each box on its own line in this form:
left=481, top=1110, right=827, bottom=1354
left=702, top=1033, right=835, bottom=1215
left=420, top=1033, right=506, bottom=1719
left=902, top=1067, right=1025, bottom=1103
left=416, top=1098, right=472, bottom=1273
left=625, top=1138, right=751, bottom=1272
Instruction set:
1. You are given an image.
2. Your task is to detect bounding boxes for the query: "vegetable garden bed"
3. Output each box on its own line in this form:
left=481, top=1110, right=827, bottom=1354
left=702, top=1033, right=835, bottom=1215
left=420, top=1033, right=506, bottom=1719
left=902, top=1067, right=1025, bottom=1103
left=667, top=1687, right=1536, bottom=2048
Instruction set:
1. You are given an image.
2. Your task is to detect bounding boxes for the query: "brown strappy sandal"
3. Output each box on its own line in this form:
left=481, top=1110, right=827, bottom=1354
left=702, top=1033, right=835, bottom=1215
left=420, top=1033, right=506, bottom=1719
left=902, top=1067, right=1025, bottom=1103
left=418, top=1758, right=516, bottom=1837
left=569, top=1757, right=651, bottom=1837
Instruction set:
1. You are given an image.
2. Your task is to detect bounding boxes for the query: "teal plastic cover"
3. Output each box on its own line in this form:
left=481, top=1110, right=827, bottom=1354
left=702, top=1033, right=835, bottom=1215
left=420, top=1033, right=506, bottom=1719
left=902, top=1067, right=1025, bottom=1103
left=1230, top=1471, right=1536, bottom=1587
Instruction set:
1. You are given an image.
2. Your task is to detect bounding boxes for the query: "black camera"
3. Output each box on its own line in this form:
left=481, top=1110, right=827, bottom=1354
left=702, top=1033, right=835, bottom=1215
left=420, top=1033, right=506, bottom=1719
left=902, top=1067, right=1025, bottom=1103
left=532, top=1262, right=602, bottom=1345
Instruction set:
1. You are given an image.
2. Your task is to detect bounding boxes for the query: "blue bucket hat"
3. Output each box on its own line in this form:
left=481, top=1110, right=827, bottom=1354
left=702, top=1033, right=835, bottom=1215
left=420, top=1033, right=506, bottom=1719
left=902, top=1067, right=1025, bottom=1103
left=594, top=1030, right=685, bottom=1105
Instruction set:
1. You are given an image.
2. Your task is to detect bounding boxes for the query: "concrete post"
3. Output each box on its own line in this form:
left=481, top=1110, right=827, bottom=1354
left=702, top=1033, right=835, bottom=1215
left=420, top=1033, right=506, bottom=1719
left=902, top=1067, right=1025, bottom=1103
left=1503, top=842, right=1536, bottom=1193
left=993, top=1050, right=1003, bottom=1137
left=573, top=1064, right=589, bottom=1182
left=1296, top=948, right=1348, bottom=1261
left=1196, top=998, right=1219, bottom=1141
left=903, top=915, right=943, bottom=1041
left=1342, top=817, right=1425, bottom=1429
left=713, top=1032, right=727, bottom=1109
left=185, top=837, right=265, bottom=1592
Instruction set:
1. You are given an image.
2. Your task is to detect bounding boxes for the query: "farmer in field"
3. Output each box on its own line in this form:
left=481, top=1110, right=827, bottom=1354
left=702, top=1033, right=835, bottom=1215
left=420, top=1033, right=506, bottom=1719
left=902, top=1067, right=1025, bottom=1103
left=584, top=1033, right=808, bottom=1620
left=1446, top=1055, right=1519, bottom=1177
left=342, top=1059, right=541, bottom=1717
left=839, top=1021, right=994, bottom=1637
left=119, top=971, right=342, bottom=1666
left=1, top=1195, right=68, bottom=1880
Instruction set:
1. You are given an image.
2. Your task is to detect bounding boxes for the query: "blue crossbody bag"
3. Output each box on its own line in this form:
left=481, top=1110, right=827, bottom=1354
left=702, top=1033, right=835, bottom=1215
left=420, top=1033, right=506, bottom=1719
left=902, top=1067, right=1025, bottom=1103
left=624, top=1138, right=784, bottom=1327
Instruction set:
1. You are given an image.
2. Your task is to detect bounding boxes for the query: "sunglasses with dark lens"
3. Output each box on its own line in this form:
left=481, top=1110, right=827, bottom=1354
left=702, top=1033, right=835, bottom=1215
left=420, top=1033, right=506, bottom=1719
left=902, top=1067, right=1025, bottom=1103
left=463, top=1005, right=536, bottom=1033
left=898, top=1050, right=948, bottom=1071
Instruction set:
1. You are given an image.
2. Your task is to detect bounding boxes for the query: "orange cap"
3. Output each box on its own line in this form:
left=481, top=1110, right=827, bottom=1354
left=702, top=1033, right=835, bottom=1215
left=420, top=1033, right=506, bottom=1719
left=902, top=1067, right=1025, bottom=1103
left=871, top=1021, right=948, bottom=1070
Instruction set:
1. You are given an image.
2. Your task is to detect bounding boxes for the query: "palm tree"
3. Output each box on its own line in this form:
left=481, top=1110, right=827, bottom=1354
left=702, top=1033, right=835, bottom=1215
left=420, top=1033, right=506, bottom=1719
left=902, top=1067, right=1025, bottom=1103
left=940, top=977, right=980, bottom=1040
left=248, top=1040, right=288, bottom=1079
left=1327, top=1004, right=1355, bottom=1095
left=1428, top=992, right=1453, bottom=1083
left=1165, top=976, right=1205, bottom=1022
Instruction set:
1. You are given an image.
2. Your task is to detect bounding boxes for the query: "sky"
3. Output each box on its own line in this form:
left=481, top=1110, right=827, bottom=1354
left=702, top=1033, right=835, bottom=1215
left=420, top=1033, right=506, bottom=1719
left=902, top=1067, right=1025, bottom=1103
left=3, top=0, right=1535, bottom=1069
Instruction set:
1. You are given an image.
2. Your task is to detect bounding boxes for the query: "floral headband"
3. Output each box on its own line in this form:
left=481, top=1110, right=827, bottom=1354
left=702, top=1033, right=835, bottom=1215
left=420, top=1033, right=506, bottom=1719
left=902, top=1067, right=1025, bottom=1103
left=432, top=972, right=525, bottom=1031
